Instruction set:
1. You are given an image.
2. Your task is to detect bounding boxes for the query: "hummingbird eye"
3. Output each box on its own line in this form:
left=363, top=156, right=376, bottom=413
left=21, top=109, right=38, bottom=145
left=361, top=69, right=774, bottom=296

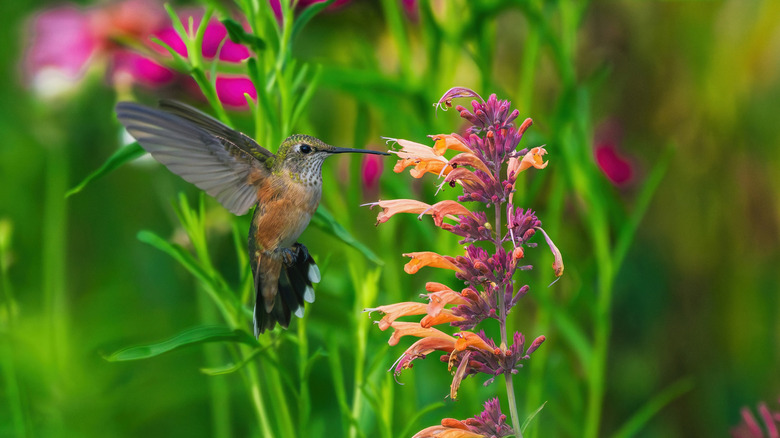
left=299, top=144, right=312, bottom=154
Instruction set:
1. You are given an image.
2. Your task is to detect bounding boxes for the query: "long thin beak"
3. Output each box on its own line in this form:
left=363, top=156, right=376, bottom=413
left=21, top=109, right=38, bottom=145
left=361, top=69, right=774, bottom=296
left=330, top=147, right=390, bottom=156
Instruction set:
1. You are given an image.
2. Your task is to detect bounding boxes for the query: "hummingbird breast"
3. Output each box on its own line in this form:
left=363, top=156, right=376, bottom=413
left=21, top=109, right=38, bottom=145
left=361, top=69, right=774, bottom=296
left=252, top=174, right=322, bottom=252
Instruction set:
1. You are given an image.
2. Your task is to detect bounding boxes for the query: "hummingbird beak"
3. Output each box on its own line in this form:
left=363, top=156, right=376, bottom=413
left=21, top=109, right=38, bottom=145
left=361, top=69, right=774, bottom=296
left=329, top=147, right=390, bottom=156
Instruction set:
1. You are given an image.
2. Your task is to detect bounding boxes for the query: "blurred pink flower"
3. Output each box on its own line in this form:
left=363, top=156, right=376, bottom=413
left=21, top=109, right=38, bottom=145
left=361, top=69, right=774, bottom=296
left=361, top=153, right=384, bottom=193
left=215, top=76, right=257, bottom=107
left=594, top=119, right=633, bottom=186
left=23, top=0, right=255, bottom=107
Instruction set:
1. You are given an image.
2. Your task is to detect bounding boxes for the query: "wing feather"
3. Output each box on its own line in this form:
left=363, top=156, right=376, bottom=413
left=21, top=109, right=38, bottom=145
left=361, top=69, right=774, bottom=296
left=116, top=101, right=273, bottom=215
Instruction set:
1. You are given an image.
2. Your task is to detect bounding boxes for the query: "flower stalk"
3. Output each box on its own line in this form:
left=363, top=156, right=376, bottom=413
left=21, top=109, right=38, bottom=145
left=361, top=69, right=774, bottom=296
left=366, top=87, right=562, bottom=437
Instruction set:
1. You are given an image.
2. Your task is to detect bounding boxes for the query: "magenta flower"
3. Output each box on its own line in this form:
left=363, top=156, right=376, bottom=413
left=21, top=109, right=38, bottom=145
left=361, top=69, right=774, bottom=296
left=593, top=119, right=633, bottom=186
left=23, top=0, right=256, bottom=107
left=361, top=153, right=384, bottom=194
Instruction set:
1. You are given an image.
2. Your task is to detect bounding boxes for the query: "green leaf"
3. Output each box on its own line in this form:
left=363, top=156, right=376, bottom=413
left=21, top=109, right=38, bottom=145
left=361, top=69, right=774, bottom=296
left=292, top=0, right=337, bottom=41
left=610, top=378, right=693, bottom=438
left=200, top=345, right=269, bottom=375
left=222, top=18, right=266, bottom=53
left=66, top=143, right=145, bottom=197
left=396, top=401, right=446, bottom=438
left=104, top=325, right=258, bottom=362
left=311, top=206, right=383, bottom=265
left=520, top=401, right=547, bottom=433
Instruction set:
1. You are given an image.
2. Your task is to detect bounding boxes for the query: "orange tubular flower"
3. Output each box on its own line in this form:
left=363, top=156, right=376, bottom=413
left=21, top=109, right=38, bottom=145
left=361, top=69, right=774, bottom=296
left=420, top=310, right=465, bottom=328
left=454, top=331, right=498, bottom=353
left=508, top=146, right=548, bottom=202
left=442, top=167, right=487, bottom=192
left=412, top=425, right=484, bottom=438
left=365, top=302, right=429, bottom=330
left=364, top=199, right=432, bottom=225
left=387, top=321, right=456, bottom=346
left=447, top=153, right=492, bottom=175
left=429, top=134, right=472, bottom=156
left=507, top=146, right=548, bottom=176
left=403, top=252, right=461, bottom=274
left=389, top=138, right=452, bottom=178
left=423, top=200, right=478, bottom=227
left=425, top=286, right=468, bottom=317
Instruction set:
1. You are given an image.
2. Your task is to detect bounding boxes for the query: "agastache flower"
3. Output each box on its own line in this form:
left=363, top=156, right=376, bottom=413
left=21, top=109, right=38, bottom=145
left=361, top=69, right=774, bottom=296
left=731, top=397, right=780, bottom=438
left=367, top=87, right=561, bottom=434
left=412, top=399, right=514, bottom=438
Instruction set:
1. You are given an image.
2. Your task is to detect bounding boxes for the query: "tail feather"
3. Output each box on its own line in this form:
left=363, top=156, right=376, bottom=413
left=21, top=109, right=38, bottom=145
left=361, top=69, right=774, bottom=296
left=253, top=243, right=319, bottom=335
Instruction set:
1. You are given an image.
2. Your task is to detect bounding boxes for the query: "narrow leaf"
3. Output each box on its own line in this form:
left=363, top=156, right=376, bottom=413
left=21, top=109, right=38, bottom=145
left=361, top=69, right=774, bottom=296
left=66, top=142, right=145, bottom=197
left=520, top=401, right=547, bottom=433
left=105, top=325, right=258, bottom=361
left=222, top=18, right=266, bottom=52
left=292, top=0, right=337, bottom=41
left=200, top=345, right=268, bottom=375
left=396, top=402, right=446, bottom=438
left=311, top=206, right=383, bottom=265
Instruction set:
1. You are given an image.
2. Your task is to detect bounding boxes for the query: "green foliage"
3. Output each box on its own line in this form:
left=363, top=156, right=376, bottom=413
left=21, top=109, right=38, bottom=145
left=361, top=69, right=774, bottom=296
left=104, top=325, right=259, bottom=361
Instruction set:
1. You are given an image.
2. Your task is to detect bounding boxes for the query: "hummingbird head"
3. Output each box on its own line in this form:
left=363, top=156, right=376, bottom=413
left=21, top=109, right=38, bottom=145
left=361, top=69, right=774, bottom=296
left=275, top=134, right=389, bottom=186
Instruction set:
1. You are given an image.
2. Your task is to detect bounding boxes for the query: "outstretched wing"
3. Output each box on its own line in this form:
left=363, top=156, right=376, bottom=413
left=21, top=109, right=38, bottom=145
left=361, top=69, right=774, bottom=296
left=116, top=101, right=274, bottom=215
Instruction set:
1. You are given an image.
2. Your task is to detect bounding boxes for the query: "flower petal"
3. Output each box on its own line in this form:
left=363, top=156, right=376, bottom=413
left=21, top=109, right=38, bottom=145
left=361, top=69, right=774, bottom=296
left=454, top=331, right=497, bottom=353
left=447, top=153, right=491, bottom=175
left=387, top=322, right=455, bottom=346
left=365, top=301, right=428, bottom=330
left=430, top=134, right=472, bottom=155
left=449, top=350, right=472, bottom=400
left=535, top=227, right=564, bottom=285
left=421, top=311, right=465, bottom=328
left=364, top=199, right=431, bottom=225
left=425, top=200, right=478, bottom=227
left=412, top=425, right=484, bottom=438
left=403, top=252, right=460, bottom=274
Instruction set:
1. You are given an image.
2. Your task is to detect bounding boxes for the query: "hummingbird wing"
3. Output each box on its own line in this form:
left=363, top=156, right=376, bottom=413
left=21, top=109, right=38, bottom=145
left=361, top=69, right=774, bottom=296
left=116, top=101, right=273, bottom=216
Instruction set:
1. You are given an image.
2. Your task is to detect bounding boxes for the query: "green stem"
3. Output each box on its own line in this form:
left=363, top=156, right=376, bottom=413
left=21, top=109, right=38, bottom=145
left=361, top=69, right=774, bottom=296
left=495, top=203, right=523, bottom=438
left=243, top=346, right=275, bottom=437
left=43, top=144, right=69, bottom=378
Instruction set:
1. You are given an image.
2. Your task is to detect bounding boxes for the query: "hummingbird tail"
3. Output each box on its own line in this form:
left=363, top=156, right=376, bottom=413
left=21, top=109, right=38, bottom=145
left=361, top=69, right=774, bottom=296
left=253, top=244, right=320, bottom=336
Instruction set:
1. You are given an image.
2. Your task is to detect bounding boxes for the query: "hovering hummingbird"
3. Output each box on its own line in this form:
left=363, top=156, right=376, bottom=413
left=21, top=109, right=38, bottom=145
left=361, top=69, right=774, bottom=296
left=116, top=100, right=389, bottom=335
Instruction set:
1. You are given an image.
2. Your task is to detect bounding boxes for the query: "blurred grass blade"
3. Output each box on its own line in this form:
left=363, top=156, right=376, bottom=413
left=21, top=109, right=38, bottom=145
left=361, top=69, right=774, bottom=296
left=396, top=402, right=446, bottom=438
left=105, top=325, right=259, bottom=361
left=137, top=230, right=214, bottom=290
left=311, top=206, right=383, bottom=265
left=613, top=144, right=674, bottom=271
left=292, top=0, right=337, bottom=41
left=520, top=401, right=547, bottom=433
left=65, top=142, right=145, bottom=197
left=201, top=345, right=269, bottom=375
left=610, top=378, right=693, bottom=438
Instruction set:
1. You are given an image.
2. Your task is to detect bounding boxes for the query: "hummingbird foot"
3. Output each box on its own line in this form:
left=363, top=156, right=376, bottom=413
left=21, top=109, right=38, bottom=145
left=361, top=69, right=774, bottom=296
left=281, top=243, right=310, bottom=267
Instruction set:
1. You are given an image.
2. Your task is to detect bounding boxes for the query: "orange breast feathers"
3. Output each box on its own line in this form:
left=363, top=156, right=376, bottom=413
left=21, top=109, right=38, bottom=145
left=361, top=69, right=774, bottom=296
left=253, top=175, right=321, bottom=251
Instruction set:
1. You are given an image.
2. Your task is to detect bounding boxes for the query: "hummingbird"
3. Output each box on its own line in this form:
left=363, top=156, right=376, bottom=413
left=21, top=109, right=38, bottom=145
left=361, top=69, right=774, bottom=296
left=115, top=100, right=389, bottom=335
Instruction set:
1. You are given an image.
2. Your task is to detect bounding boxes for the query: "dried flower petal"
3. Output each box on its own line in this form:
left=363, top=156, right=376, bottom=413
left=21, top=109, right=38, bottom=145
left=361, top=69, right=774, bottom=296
left=535, top=227, right=564, bottom=284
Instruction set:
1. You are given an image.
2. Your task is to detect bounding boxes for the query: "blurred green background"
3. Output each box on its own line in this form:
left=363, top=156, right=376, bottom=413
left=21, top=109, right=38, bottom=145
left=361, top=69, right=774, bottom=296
left=1, top=0, right=779, bottom=437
